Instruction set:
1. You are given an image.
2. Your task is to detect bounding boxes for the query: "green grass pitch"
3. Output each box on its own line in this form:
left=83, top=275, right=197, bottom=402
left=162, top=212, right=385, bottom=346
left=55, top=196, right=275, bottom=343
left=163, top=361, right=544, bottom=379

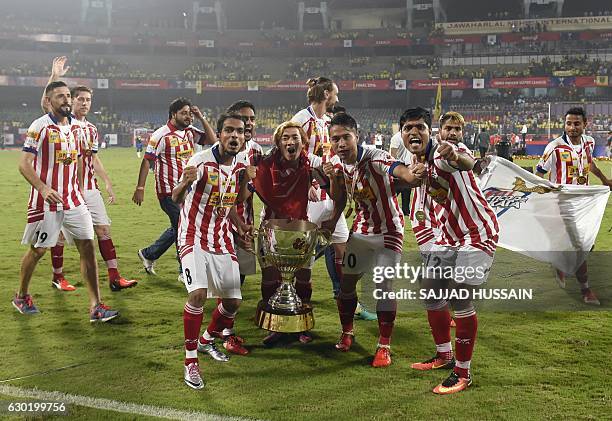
left=0, top=149, right=610, bottom=420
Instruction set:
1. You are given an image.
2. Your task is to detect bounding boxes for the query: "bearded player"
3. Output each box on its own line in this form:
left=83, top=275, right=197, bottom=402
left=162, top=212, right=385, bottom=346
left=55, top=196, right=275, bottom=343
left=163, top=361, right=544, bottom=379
left=133, top=98, right=216, bottom=281
left=404, top=107, right=498, bottom=395
left=536, top=107, right=611, bottom=305
left=173, top=113, right=253, bottom=389
left=14, top=80, right=119, bottom=322
left=41, top=57, right=137, bottom=292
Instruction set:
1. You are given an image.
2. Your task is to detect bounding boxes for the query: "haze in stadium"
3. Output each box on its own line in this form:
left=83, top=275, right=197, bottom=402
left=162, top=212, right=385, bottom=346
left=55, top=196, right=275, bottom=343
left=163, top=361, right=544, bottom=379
left=0, top=0, right=610, bottom=419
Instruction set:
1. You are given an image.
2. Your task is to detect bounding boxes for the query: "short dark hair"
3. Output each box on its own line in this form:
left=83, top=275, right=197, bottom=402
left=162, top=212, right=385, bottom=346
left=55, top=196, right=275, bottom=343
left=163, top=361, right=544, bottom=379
left=399, top=107, right=432, bottom=130
left=329, top=112, right=358, bottom=133
left=331, top=104, right=346, bottom=115
left=565, top=107, right=587, bottom=122
left=216, top=112, right=245, bottom=133
left=226, top=100, right=255, bottom=115
left=71, top=85, right=93, bottom=98
left=45, top=81, right=68, bottom=96
left=168, top=97, right=192, bottom=119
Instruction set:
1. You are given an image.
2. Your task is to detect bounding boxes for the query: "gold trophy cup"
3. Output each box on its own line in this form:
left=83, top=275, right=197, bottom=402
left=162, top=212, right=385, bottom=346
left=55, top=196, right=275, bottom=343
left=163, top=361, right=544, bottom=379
left=255, top=219, right=329, bottom=332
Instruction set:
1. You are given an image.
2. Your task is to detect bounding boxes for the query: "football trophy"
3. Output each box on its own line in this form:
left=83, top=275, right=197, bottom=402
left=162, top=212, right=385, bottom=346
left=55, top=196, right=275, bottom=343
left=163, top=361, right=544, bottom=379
left=255, top=219, right=329, bottom=332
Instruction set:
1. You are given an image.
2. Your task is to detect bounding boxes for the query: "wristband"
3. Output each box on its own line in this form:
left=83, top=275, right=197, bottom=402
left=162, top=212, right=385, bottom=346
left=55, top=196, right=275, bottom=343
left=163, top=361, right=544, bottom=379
left=136, top=187, right=144, bottom=191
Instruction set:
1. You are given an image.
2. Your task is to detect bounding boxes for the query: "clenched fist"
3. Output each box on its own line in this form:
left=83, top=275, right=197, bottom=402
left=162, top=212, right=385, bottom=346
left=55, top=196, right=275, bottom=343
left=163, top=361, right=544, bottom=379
left=183, top=166, right=198, bottom=183
left=438, top=141, right=458, bottom=162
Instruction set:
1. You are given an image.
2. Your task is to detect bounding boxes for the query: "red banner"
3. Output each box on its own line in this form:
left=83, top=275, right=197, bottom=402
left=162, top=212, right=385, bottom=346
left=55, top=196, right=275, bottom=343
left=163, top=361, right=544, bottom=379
left=500, top=32, right=561, bottom=43
left=114, top=80, right=169, bottom=89
left=429, top=35, right=483, bottom=45
left=487, top=77, right=551, bottom=88
left=409, top=79, right=470, bottom=90
left=574, top=76, right=609, bottom=87
left=288, top=40, right=343, bottom=48
left=579, top=30, right=612, bottom=41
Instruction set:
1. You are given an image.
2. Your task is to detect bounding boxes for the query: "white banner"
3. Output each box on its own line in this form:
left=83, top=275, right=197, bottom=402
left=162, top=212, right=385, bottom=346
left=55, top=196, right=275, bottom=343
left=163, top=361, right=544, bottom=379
left=479, top=157, right=610, bottom=274
left=473, top=78, right=484, bottom=89
left=394, top=79, right=407, bottom=90
left=3, top=133, right=14, bottom=145
left=247, top=81, right=259, bottom=91
left=97, top=78, right=109, bottom=89
left=343, top=39, right=352, bottom=48
left=198, top=39, right=215, bottom=48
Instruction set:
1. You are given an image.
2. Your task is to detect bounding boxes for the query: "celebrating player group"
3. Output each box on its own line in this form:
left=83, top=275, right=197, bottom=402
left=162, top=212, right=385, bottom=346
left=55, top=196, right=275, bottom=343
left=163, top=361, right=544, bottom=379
left=13, top=58, right=610, bottom=395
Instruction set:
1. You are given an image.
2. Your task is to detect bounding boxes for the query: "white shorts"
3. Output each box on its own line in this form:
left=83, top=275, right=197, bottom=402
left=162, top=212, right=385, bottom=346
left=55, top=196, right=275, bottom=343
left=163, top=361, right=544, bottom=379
left=180, top=244, right=242, bottom=298
left=421, top=243, right=495, bottom=286
left=307, top=199, right=349, bottom=244
left=343, top=233, right=402, bottom=277
left=22, top=205, right=94, bottom=248
left=236, top=244, right=257, bottom=276
left=83, top=189, right=111, bottom=226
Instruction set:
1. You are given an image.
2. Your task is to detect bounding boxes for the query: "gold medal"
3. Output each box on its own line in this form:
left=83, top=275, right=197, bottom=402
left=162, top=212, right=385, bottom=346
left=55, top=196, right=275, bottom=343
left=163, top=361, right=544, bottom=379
left=415, top=210, right=426, bottom=222
left=215, top=206, right=227, bottom=217
left=577, top=175, right=587, bottom=185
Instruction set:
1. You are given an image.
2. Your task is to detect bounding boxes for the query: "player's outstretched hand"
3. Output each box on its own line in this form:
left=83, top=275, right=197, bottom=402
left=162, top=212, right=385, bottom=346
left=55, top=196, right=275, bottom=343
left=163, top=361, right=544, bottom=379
left=41, top=186, right=62, bottom=204
left=190, top=106, right=205, bottom=121
left=51, top=56, right=70, bottom=78
left=438, top=140, right=458, bottom=162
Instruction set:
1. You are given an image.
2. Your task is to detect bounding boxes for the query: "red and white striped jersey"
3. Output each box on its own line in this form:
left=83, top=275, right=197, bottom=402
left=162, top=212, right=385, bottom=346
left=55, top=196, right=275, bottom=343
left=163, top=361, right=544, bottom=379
left=409, top=182, right=443, bottom=247
left=22, top=114, right=84, bottom=216
left=537, top=134, right=594, bottom=185
left=423, top=139, right=498, bottom=255
left=339, top=146, right=405, bottom=252
left=235, top=140, right=263, bottom=226
left=75, top=118, right=100, bottom=191
left=292, top=106, right=331, bottom=156
left=177, top=145, right=249, bottom=256
left=397, top=149, right=442, bottom=247
left=145, top=121, right=205, bottom=198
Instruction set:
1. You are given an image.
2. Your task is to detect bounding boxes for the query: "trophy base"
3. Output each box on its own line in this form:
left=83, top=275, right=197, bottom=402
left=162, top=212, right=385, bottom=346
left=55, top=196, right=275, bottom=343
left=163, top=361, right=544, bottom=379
left=255, top=300, right=315, bottom=333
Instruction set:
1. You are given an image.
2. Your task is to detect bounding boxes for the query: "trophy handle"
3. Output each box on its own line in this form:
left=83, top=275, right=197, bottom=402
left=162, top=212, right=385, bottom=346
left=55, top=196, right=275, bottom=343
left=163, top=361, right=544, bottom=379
left=316, top=229, right=332, bottom=249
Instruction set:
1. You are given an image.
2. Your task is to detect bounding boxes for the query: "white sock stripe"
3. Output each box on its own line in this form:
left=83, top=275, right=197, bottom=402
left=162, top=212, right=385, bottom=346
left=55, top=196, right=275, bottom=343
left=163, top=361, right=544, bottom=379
left=218, top=304, right=236, bottom=318
left=455, top=360, right=471, bottom=369
left=435, top=342, right=453, bottom=353
left=105, top=259, right=118, bottom=268
left=184, top=303, right=204, bottom=315
left=454, top=309, right=476, bottom=318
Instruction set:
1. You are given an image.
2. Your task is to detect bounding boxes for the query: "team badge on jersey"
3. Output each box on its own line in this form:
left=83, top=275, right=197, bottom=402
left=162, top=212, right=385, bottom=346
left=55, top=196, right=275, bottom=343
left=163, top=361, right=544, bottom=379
left=177, top=149, right=193, bottom=162
left=55, top=149, right=77, bottom=165
left=207, top=172, right=219, bottom=185
left=48, top=130, right=61, bottom=144
left=168, top=136, right=180, bottom=147
left=559, top=151, right=572, bottom=162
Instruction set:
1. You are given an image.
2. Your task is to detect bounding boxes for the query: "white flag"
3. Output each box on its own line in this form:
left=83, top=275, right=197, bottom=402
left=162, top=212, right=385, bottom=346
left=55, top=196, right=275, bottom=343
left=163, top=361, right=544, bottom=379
left=478, top=156, right=609, bottom=274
